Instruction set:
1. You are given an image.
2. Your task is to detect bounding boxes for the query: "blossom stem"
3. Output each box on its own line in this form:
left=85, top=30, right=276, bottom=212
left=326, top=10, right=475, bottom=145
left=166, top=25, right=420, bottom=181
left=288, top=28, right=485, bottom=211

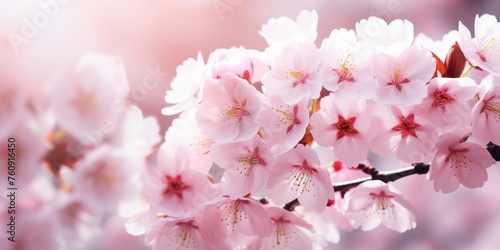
left=309, top=99, right=317, bottom=115
left=460, top=64, right=474, bottom=77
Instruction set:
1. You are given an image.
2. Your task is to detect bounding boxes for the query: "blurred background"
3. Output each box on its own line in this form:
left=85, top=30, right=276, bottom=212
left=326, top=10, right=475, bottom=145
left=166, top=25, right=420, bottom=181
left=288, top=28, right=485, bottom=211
left=1, top=0, right=500, bottom=249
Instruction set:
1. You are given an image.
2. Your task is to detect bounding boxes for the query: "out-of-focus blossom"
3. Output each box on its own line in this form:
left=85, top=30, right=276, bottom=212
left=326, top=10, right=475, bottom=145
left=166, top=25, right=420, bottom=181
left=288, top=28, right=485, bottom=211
left=121, top=197, right=155, bottom=237
left=267, top=144, right=334, bottom=212
left=52, top=196, right=101, bottom=249
left=51, top=52, right=129, bottom=143
left=459, top=14, right=500, bottom=74
left=472, top=74, right=500, bottom=145
left=310, top=94, right=371, bottom=166
left=71, top=145, right=142, bottom=213
left=110, top=105, right=161, bottom=158
left=429, top=133, right=496, bottom=193
left=196, top=73, right=262, bottom=143
left=261, top=42, right=321, bottom=105
left=0, top=111, right=48, bottom=186
left=344, top=180, right=417, bottom=233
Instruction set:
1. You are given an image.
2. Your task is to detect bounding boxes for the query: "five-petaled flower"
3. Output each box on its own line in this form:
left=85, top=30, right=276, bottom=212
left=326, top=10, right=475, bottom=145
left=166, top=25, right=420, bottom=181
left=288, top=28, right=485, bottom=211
left=211, top=135, right=275, bottom=198
left=310, top=94, right=371, bottom=166
left=429, top=133, right=496, bottom=193
left=370, top=105, right=438, bottom=163
left=344, top=180, right=417, bottom=233
left=196, top=73, right=262, bottom=143
left=261, top=42, right=322, bottom=105
left=373, top=45, right=435, bottom=106
left=144, top=143, right=214, bottom=217
left=267, top=144, right=334, bottom=212
left=253, top=206, right=314, bottom=250
left=459, top=14, right=500, bottom=74
left=472, top=74, right=500, bottom=145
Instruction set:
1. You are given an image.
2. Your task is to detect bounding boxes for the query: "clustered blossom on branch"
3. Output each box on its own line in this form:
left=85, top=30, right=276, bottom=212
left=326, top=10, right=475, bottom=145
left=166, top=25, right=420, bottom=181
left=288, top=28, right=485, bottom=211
left=2, top=9, right=500, bottom=250
left=145, top=10, right=500, bottom=249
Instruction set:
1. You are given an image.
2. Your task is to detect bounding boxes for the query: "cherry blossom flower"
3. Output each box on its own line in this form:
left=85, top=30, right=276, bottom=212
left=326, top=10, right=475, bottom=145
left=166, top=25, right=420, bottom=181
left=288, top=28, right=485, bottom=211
left=162, top=52, right=206, bottom=116
left=260, top=10, right=318, bottom=48
left=196, top=73, right=262, bottom=143
left=198, top=196, right=273, bottom=244
left=414, top=30, right=459, bottom=61
left=261, top=42, right=322, bottom=104
left=144, top=143, right=215, bottom=217
left=110, top=105, right=161, bottom=159
left=51, top=52, right=130, bottom=143
left=310, top=94, right=371, bottom=166
left=210, top=135, right=275, bottom=198
left=257, top=95, right=309, bottom=149
left=429, top=133, right=496, bottom=193
left=414, top=77, right=478, bottom=134
left=0, top=111, right=48, bottom=186
left=370, top=105, right=439, bottom=163
left=373, top=45, right=435, bottom=106
left=206, top=46, right=269, bottom=83
left=253, top=206, right=314, bottom=250
left=294, top=205, right=341, bottom=248
left=145, top=217, right=216, bottom=250
left=0, top=82, right=26, bottom=137
left=356, top=17, right=414, bottom=50
left=72, top=145, right=143, bottom=213
left=121, top=197, right=156, bottom=237
left=267, top=144, right=334, bottom=212
left=165, top=109, right=214, bottom=174
left=472, top=74, right=500, bottom=145
left=319, top=28, right=376, bottom=100
left=344, top=180, right=417, bottom=233
left=51, top=196, right=101, bottom=249
left=458, top=14, right=500, bottom=74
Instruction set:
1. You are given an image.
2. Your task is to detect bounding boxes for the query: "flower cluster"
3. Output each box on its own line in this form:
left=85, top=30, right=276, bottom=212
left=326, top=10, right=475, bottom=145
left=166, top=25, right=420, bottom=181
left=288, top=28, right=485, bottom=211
left=0, top=53, right=161, bottom=249
left=134, top=10, right=500, bottom=249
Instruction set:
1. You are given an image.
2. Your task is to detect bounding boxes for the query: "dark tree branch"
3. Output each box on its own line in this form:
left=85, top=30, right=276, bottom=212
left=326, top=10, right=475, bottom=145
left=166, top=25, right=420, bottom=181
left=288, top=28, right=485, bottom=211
left=282, top=142, right=500, bottom=211
left=487, top=142, right=500, bottom=161
left=282, top=163, right=430, bottom=211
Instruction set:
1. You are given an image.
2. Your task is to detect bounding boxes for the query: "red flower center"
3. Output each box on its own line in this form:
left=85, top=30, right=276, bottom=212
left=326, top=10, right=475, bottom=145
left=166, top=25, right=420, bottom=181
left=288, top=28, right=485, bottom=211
left=391, top=114, right=421, bottom=139
left=432, top=89, right=455, bottom=107
left=164, top=175, right=190, bottom=198
left=334, top=116, right=359, bottom=139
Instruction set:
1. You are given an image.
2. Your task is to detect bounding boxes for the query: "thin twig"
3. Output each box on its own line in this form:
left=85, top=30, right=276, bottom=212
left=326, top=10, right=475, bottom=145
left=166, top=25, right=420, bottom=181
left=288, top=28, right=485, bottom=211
left=282, top=162, right=430, bottom=211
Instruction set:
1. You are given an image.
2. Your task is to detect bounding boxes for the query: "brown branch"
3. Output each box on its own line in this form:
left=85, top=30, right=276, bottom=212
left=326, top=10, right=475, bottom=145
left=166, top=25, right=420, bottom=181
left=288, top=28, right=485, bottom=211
left=487, top=142, right=500, bottom=161
left=282, top=162, right=430, bottom=211
left=282, top=142, right=500, bottom=211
